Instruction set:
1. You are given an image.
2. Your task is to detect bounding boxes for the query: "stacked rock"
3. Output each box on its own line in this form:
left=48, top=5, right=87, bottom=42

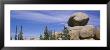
left=68, top=12, right=89, bottom=27
left=67, top=12, right=100, bottom=40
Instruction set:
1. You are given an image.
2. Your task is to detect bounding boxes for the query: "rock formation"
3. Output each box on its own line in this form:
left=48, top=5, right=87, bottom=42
left=53, top=32, right=63, bottom=40
left=68, top=26, right=82, bottom=40
left=67, top=12, right=100, bottom=40
left=50, top=12, right=100, bottom=40
left=68, top=12, right=89, bottom=27
left=68, top=25, right=95, bottom=40
left=93, top=27, right=100, bottom=40
left=79, top=25, right=95, bottom=39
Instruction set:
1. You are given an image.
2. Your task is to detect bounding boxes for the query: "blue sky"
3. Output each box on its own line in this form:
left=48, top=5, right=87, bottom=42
left=10, top=10, right=100, bottom=38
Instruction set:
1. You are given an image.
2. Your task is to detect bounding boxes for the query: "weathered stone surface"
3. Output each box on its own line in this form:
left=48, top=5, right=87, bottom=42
left=94, top=27, right=100, bottom=40
left=68, top=26, right=82, bottom=40
left=53, top=32, right=62, bottom=40
left=68, top=12, right=89, bottom=27
left=69, top=30, right=80, bottom=40
left=83, top=38, right=95, bottom=40
left=68, top=25, right=95, bottom=40
left=79, top=25, right=95, bottom=39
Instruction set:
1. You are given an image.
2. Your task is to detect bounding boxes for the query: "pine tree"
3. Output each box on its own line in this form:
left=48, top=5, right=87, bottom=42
left=18, top=25, right=24, bottom=40
left=40, top=34, right=43, bottom=40
left=62, top=26, right=70, bottom=40
left=43, top=26, right=49, bottom=40
left=15, top=25, right=18, bottom=40
left=20, top=25, right=23, bottom=40
left=63, top=26, right=69, bottom=34
left=11, top=36, right=12, bottom=40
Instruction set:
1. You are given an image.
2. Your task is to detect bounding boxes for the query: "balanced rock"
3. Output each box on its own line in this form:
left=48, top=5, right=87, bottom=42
left=68, top=12, right=89, bottom=27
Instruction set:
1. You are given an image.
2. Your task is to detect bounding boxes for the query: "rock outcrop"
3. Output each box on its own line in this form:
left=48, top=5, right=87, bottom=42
left=68, top=25, right=95, bottom=40
left=68, top=26, right=82, bottom=40
left=68, top=12, right=89, bottom=27
left=53, top=32, right=63, bottom=40
left=50, top=12, right=100, bottom=40
left=67, top=12, right=100, bottom=40
left=79, top=25, right=95, bottom=39
left=93, top=27, right=100, bottom=40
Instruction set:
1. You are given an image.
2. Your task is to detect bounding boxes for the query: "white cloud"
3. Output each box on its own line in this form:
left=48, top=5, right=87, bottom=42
left=11, top=10, right=100, bottom=26
left=11, top=11, right=69, bottom=24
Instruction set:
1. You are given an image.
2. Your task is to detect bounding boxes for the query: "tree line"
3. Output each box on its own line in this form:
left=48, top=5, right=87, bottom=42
left=11, top=25, right=71, bottom=40
left=11, top=25, right=24, bottom=40
left=40, top=26, right=71, bottom=40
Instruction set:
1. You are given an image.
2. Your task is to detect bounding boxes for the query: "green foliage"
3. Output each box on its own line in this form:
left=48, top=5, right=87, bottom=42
left=15, top=25, right=17, bottom=40
left=61, top=33, right=70, bottom=40
left=40, top=34, right=43, bottom=40
left=43, top=26, right=49, bottom=40
left=63, top=26, right=69, bottom=34
left=62, top=26, right=70, bottom=40
left=18, top=25, right=24, bottom=40
left=42, top=26, right=57, bottom=40
left=52, top=34, right=56, bottom=40
left=15, top=35, right=17, bottom=40
left=41, top=26, right=71, bottom=40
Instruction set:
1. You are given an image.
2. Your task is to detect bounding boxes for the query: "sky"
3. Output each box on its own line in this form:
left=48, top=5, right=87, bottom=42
left=10, top=10, right=100, bottom=38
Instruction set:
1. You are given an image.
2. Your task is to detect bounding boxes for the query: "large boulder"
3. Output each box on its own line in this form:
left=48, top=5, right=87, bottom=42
left=68, top=25, right=95, bottom=40
left=68, top=12, right=89, bottom=27
left=68, top=26, right=83, bottom=40
left=93, top=27, right=100, bottom=40
left=79, top=25, right=95, bottom=39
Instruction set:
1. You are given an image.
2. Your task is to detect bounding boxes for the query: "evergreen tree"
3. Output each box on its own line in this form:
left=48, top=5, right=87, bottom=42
left=62, top=26, right=70, bottom=40
left=63, top=26, right=69, bottom=34
left=11, top=36, right=12, bottom=40
left=18, top=33, right=20, bottom=40
left=18, top=25, right=24, bottom=40
left=15, top=25, right=18, bottom=40
left=43, top=26, right=49, bottom=40
left=39, top=34, right=43, bottom=40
